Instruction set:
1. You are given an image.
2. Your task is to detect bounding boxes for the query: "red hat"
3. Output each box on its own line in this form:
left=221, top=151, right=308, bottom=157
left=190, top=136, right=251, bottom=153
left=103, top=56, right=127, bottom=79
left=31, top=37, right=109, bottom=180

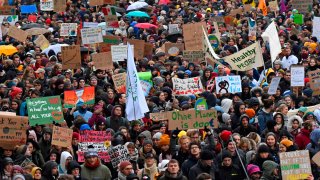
left=45, top=18, right=51, bottom=25
left=9, top=87, right=22, bottom=99
left=72, top=132, right=80, bottom=140
left=119, top=161, right=132, bottom=171
left=220, top=130, right=232, bottom=142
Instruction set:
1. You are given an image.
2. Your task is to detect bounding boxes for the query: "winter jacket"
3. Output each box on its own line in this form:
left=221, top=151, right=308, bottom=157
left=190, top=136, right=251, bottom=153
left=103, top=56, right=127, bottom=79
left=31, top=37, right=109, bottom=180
left=42, top=161, right=59, bottom=180
left=81, top=160, right=112, bottom=180
left=38, top=127, right=52, bottom=160
left=287, top=115, right=303, bottom=139
left=181, top=156, right=198, bottom=177
left=158, top=170, right=188, bottom=180
left=58, top=151, right=73, bottom=175
left=215, top=164, right=243, bottom=180
left=67, top=160, right=81, bottom=180
left=106, top=105, right=130, bottom=132
left=306, top=129, right=320, bottom=180
left=137, top=163, right=159, bottom=180
left=295, top=128, right=311, bottom=150
left=188, top=160, right=216, bottom=180
left=230, top=101, right=245, bottom=129
left=233, top=124, right=257, bottom=137
left=260, top=160, right=279, bottom=180
left=257, top=108, right=273, bottom=133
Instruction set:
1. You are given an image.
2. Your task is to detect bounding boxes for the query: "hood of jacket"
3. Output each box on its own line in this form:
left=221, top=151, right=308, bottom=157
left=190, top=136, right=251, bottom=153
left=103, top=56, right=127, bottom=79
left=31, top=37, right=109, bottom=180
left=262, top=160, right=278, bottom=179
left=42, top=161, right=58, bottom=178
left=59, top=151, right=73, bottom=174
left=310, top=128, right=320, bottom=148
left=67, top=160, right=81, bottom=174
left=287, top=115, right=303, bottom=131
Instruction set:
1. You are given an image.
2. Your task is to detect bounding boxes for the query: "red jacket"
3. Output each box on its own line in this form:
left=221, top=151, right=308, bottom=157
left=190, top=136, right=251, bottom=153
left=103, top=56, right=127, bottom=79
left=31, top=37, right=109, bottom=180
left=295, top=128, right=311, bottom=150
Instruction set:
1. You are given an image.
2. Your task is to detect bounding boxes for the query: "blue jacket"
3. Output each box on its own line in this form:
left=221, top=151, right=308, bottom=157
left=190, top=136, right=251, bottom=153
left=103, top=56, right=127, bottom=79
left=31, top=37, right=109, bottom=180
left=257, top=108, right=273, bottom=133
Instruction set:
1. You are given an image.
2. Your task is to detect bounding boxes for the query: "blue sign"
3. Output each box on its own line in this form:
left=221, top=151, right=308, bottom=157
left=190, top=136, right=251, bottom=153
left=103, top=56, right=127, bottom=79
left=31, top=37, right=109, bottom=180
left=20, top=5, right=38, bottom=14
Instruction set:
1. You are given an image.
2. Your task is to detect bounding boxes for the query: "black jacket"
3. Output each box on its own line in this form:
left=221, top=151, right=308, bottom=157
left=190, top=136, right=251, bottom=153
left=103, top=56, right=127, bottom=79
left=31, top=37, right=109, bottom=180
left=215, top=164, right=243, bottom=180
left=188, top=160, right=216, bottom=180
left=233, top=124, right=257, bottom=137
left=158, top=171, right=188, bottom=180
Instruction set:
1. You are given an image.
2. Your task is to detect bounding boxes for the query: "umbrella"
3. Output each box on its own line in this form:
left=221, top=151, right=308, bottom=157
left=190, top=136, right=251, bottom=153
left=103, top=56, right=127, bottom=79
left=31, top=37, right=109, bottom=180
left=21, top=23, right=45, bottom=30
left=0, top=45, right=17, bottom=56
left=126, top=11, right=150, bottom=18
left=25, top=28, right=50, bottom=36
left=42, top=44, right=69, bottom=55
left=126, top=2, right=148, bottom=11
left=135, top=23, right=158, bottom=29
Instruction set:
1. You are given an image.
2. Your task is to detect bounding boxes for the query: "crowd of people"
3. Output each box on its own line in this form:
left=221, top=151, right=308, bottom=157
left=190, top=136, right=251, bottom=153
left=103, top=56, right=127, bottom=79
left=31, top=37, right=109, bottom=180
left=0, top=0, right=320, bottom=180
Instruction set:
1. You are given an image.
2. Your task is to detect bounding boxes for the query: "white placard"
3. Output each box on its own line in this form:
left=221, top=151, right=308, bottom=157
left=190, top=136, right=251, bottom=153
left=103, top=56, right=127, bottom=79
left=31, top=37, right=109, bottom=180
left=291, top=66, right=305, bottom=87
left=40, top=0, right=54, bottom=11
left=111, top=45, right=134, bottom=62
left=81, top=27, right=103, bottom=44
left=172, top=77, right=204, bottom=96
left=60, top=23, right=77, bottom=36
left=215, top=75, right=242, bottom=94
left=267, top=77, right=281, bottom=95
left=0, top=15, right=19, bottom=25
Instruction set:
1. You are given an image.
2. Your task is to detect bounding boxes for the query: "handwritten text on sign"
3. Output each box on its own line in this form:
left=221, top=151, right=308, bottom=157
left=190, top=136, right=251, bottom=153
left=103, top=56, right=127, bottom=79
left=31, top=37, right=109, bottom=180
left=172, top=77, right=203, bottom=95
left=291, top=65, right=305, bottom=87
left=215, top=75, right=242, bottom=94
left=61, top=45, right=81, bottom=70
left=52, top=126, right=73, bottom=147
left=81, top=27, right=103, bottom=44
left=308, top=69, right=320, bottom=96
left=108, top=145, right=130, bottom=169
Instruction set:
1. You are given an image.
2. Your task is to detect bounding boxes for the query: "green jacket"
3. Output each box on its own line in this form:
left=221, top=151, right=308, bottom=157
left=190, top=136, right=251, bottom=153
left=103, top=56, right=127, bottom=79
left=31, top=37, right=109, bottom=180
left=81, top=163, right=112, bottom=180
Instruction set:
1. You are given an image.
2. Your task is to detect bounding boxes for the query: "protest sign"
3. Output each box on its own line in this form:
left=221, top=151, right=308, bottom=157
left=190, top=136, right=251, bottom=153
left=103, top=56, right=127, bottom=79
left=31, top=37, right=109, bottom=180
left=26, top=28, right=50, bottom=36
left=52, top=126, right=73, bottom=147
left=224, top=42, right=264, bottom=71
left=140, top=80, right=152, bottom=96
left=165, top=43, right=184, bottom=56
left=215, top=76, right=242, bottom=94
left=291, top=0, right=312, bottom=14
left=40, top=0, right=53, bottom=11
left=61, top=45, right=81, bottom=69
left=290, top=65, right=305, bottom=87
left=195, top=98, right=208, bottom=110
left=60, top=23, right=77, bottom=36
left=279, top=150, right=312, bottom=180
left=83, top=22, right=99, bottom=28
left=183, top=22, right=206, bottom=51
left=64, top=87, right=95, bottom=108
left=103, top=7, right=119, bottom=28
left=111, top=45, right=134, bottom=61
left=89, top=0, right=104, bottom=6
left=267, top=77, right=281, bottom=95
left=172, top=77, right=204, bottom=96
left=8, top=26, right=28, bottom=42
left=312, top=17, right=320, bottom=40
left=0, top=115, right=28, bottom=150
left=104, top=0, right=116, bottom=4
left=312, top=152, right=320, bottom=167
left=308, top=69, right=320, bottom=96
left=100, top=35, right=120, bottom=52
left=112, top=73, right=126, bottom=93
left=81, top=27, right=103, bottom=44
left=150, top=112, right=168, bottom=121
left=248, top=18, right=256, bottom=41
left=210, top=16, right=225, bottom=24
left=202, top=27, right=222, bottom=66
left=183, top=51, right=204, bottom=63
left=168, top=24, right=181, bottom=34
left=78, top=131, right=112, bottom=162
left=0, top=15, right=18, bottom=25
left=144, top=43, right=154, bottom=56
left=208, top=34, right=220, bottom=50
left=53, top=0, right=66, bottom=12
left=91, top=52, right=113, bottom=70
left=34, top=35, right=50, bottom=50
left=0, top=6, right=15, bottom=15
left=268, top=1, right=279, bottom=11
left=20, top=5, right=37, bottom=13
left=107, top=145, right=130, bottom=169
left=127, top=39, right=145, bottom=60
left=27, top=96, right=63, bottom=126
left=167, top=109, right=218, bottom=130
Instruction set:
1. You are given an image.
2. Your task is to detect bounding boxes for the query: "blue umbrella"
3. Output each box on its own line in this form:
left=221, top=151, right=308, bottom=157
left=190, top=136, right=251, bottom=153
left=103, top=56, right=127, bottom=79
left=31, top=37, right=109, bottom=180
left=126, top=11, right=150, bottom=18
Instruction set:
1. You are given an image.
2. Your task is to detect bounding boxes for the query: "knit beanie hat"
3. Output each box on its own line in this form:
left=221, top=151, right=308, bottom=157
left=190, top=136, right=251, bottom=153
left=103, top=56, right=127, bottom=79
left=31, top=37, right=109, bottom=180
left=262, top=160, right=279, bottom=173
left=119, top=161, right=132, bottom=171
left=222, top=113, right=231, bottom=124
left=10, top=86, right=22, bottom=99
left=245, top=108, right=256, bottom=118
left=257, top=144, right=270, bottom=154
left=159, top=134, right=170, bottom=146
left=12, top=174, right=25, bottom=180
left=153, top=76, right=165, bottom=86
left=222, top=150, right=232, bottom=160
left=220, top=130, right=232, bottom=142
left=177, top=130, right=187, bottom=138
left=280, top=139, right=293, bottom=148
left=143, top=139, right=153, bottom=146
left=247, top=164, right=262, bottom=176
left=152, top=132, right=162, bottom=140
left=72, top=132, right=80, bottom=140
left=200, top=150, right=214, bottom=160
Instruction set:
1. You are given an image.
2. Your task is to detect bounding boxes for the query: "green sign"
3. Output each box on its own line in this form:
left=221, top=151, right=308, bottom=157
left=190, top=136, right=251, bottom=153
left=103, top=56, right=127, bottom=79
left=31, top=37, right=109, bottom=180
left=27, top=96, right=64, bottom=126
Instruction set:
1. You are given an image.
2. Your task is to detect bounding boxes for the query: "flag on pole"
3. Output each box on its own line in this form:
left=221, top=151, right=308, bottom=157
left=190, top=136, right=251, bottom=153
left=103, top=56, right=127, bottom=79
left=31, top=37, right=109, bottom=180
left=261, top=21, right=282, bottom=63
left=202, top=26, right=222, bottom=66
left=125, top=43, right=149, bottom=121
left=258, top=0, right=267, bottom=16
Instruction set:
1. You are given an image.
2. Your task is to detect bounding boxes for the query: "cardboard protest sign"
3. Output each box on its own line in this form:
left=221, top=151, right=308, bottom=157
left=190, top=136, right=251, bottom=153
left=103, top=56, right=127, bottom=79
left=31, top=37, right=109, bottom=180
left=111, top=45, right=134, bottom=62
left=0, top=6, right=15, bottom=15
left=168, top=24, right=181, bottom=34
left=107, top=145, right=130, bottom=169
left=64, top=87, right=95, bottom=108
left=100, top=35, right=120, bottom=52
left=104, top=0, right=116, bottom=5
left=150, top=112, right=168, bottom=121
left=0, top=15, right=18, bottom=25
left=0, top=115, right=28, bottom=149
left=224, top=42, right=264, bottom=71
left=183, top=22, right=206, bottom=51
left=210, top=16, right=225, bottom=24
left=215, top=75, right=242, bottom=94
left=165, top=43, right=184, bottom=56
left=40, top=0, right=54, bottom=11
left=81, top=27, right=103, bottom=44
left=312, top=151, right=320, bottom=167
left=127, top=39, right=145, bottom=60
left=144, top=43, right=154, bottom=56
left=26, top=28, right=50, bottom=36
left=112, top=73, right=127, bottom=93
left=183, top=51, right=204, bottom=63
left=308, top=69, right=320, bottom=96
left=268, top=1, right=279, bottom=11
left=78, top=131, right=112, bottom=162
left=27, top=96, right=64, bottom=126
left=290, top=65, right=305, bottom=87
left=60, top=23, right=77, bottom=36
left=267, top=77, right=281, bottom=95
left=34, top=35, right=50, bottom=50
left=279, top=150, right=312, bottom=180
left=8, top=26, right=28, bottom=42
left=53, top=0, right=66, bottom=12
left=91, top=52, right=113, bottom=70
left=20, top=5, right=37, bottom=13
left=89, top=0, right=104, bottom=6
left=291, top=0, right=312, bottom=14
left=61, top=45, right=81, bottom=70
left=172, top=77, right=204, bottom=96
left=52, top=126, right=73, bottom=147
left=103, top=7, right=119, bottom=28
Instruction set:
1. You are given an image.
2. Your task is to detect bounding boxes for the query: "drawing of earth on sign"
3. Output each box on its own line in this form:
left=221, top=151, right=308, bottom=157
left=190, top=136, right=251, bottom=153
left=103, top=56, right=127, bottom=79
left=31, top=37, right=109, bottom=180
left=168, top=46, right=180, bottom=56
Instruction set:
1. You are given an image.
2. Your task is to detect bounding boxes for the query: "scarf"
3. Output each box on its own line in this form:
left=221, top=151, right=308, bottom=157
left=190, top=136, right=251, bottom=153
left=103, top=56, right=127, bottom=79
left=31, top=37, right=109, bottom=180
left=84, top=159, right=100, bottom=169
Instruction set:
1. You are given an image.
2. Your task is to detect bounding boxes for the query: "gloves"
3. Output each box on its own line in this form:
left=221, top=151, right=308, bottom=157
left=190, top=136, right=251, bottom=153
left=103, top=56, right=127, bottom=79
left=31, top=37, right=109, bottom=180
left=204, top=126, right=212, bottom=136
left=171, top=127, right=180, bottom=138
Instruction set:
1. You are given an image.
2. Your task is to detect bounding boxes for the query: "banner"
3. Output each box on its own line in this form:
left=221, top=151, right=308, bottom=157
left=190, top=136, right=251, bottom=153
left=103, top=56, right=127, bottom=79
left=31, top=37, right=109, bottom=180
left=20, top=5, right=37, bottom=13
left=127, top=39, right=145, bottom=60
left=291, top=0, right=312, bottom=14
left=40, top=0, right=53, bottom=11
left=0, top=115, right=28, bottom=150
left=223, top=42, right=264, bottom=71
left=52, top=126, right=73, bottom=147
left=61, top=45, right=81, bottom=69
left=165, top=43, right=184, bottom=56
left=248, top=18, right=256, bottom=41
left=172, top=77, right=204, bottom=96
left=183, top=22, right=206, bottom=50
left=100, top=35, right=121, bottom=52
left=269, top=1, right=279, bottom=11
left=60, top=23, right=77, bottom=36
left=150, top=112, right=167, bottom=121
left=81, top=27, right=103, bottom=44
left=308, top=69, right=320, bottom=96
left=27, top=96, right=64, bottom=126
left=208, top=34, right=220, bottom=50
left=8, top=26, right=28, bottom=42
left=107, top=145, right=130, bottom=169
left=267, top=76, right=281, bottom=95
left=0, top=15, right=18, bottom=25
left=290, top=65, right=305, bottom=87
left=202, top=27, right=222, bottom=66
left=183, top=51, right=204, bottom=63
left=111, top=45, right=134, bottom=62
left=64, top=87, right=95, bottom=108
left=279, top=150, right=312, bottom=180
left=126, top=43, right=149, bottom=121
left=34, top=35, right=50, bottom=50
left=262, top=21, right=282, bottom=63
left=91, top=52, right=113, bottom=70
left=78, top=131, right=112, bottom=162
left=215, top=75, right=242, bottom=94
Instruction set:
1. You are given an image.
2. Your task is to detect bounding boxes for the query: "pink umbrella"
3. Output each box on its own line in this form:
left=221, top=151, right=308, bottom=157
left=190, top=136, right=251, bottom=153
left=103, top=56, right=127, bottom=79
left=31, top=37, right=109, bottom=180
left=158, top=0, right=170, bottom=5
left=134, top=23, right=158, bottom=29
